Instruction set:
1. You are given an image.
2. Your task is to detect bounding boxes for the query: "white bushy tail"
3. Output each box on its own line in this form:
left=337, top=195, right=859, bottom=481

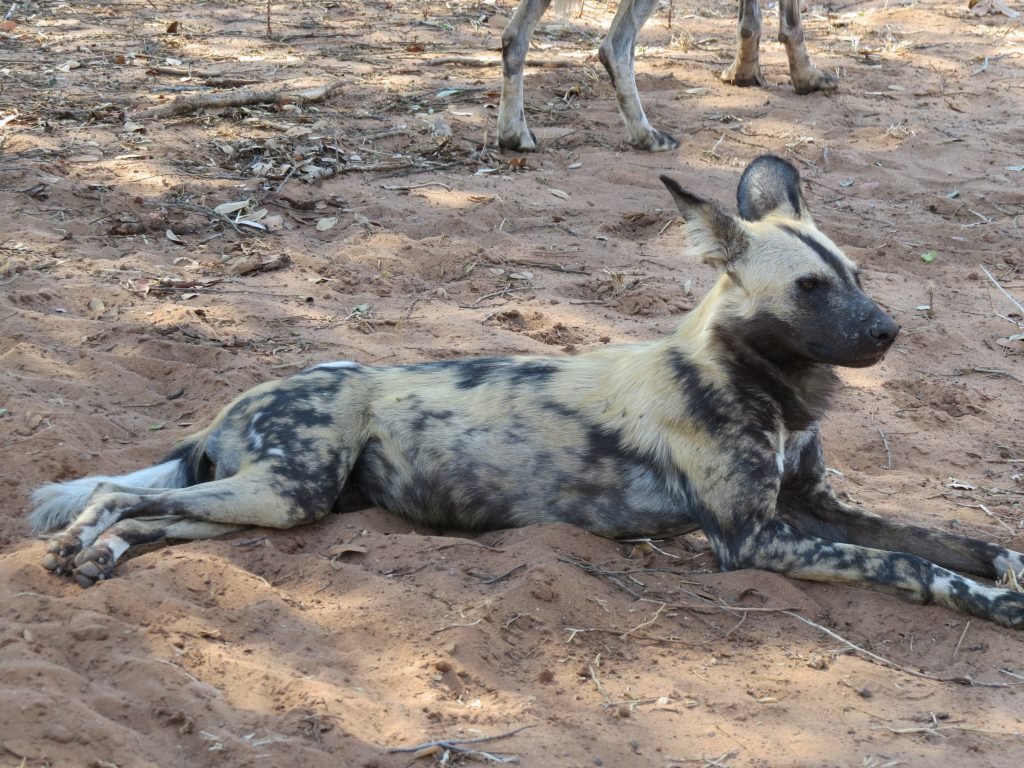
left=29, top=459, right=191, bottom=533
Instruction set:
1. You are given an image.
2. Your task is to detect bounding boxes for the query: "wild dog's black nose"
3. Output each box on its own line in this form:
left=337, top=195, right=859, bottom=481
left=870, top=317, right=900, bottom=344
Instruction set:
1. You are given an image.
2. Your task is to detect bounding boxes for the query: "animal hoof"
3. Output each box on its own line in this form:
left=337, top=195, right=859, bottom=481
left=630, top=129, right=679, bottom=153
left=721, top=64, right=767, bottom=88
left=792, top=69, right=839, bottom=95
left=498, top=129, right=538, bottom=153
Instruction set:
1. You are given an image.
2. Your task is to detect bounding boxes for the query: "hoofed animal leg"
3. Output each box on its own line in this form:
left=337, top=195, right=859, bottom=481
left=598, top=0, right=678, bottom=151
left=720, top=0, right=765, bottom=87
left=498, top=0, right=554, bottom=151
left=777, top=0, right=837, bottom=94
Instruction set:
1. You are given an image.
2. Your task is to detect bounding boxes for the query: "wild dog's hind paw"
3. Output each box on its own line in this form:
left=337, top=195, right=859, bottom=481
left=71, top=544, right=117, bottom=588
left=41, top=535, right=82, bottom=576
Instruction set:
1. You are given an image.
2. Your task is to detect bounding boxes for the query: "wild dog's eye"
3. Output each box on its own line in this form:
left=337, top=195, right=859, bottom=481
left=797, top=277, right=818, bottom=292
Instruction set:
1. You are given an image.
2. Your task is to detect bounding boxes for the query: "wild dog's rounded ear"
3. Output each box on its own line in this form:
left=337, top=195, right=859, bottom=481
left=660, top=174, right=748, bottom=271
left=736, top=155, right=809, bottom=222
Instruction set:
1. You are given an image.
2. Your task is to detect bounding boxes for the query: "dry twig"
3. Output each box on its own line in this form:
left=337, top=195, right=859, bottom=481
left=388, top=725, right=533, bottom=764
left=138, top=81, right=344, bottom=120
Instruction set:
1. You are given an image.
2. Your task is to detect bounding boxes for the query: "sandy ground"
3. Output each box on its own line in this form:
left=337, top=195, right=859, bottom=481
left=3, top=0, right=1024, bottom=765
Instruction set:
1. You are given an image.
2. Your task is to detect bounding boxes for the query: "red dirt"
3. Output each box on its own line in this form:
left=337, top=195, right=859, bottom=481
left=2, top=0, right=1024, bottom=766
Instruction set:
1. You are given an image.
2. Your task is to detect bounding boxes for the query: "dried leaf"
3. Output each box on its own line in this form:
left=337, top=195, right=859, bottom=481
left=213, top=200, right=250, bottom=216
left=316, top=216, right=338, bottom=231
left=165, top=229, right=187, bottom=244
left=548, top=188, right=570, bottom=200
left=327, top=544, right=369, bottom=557
left=920, top=250, right=937, bottom=263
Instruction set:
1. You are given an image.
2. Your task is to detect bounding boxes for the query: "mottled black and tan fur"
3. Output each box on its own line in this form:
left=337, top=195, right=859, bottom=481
left=30, top=156, right=1024, bottom=629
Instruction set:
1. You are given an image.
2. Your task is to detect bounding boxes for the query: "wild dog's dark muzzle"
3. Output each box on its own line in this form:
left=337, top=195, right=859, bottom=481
left=837, top=301, right=900, bottom=367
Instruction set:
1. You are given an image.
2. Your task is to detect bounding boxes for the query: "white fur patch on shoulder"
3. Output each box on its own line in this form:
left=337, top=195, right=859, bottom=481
left=306, top=360, right=360, bottom=371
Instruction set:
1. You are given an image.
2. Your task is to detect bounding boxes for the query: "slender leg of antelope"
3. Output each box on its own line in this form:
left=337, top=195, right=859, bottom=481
left=498, top=0, right=554, bottom=151
left=598, top=0, right=678, bottom=151
left=721, top=0, right=766, bottom=87
left=777, top=0, right=838, bottom=94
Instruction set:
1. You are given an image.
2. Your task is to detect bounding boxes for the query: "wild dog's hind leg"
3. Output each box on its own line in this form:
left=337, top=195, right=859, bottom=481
left=61, top=519, right=246, bottom=587
left=776, top=0, right=837, bottom=93
left=45, top=465, right=344, bottom=586
left=41, top=482, right=170, bottom=577
left=498, top=0, right=553, bottom=151
left=598, top=0, right=678, bottom=151
left=720, top=0, right=765, bottom=87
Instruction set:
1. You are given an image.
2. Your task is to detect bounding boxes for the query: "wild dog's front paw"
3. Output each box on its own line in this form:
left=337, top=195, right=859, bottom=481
left=71, top=544, right=117, bottom=588
left=721, top=61, right=767, bottom=88
left=791, top=67, right=838, bottom=95
left=629, top=128, right=679, bottom=153
left=41, top=535, right=83, bottom=576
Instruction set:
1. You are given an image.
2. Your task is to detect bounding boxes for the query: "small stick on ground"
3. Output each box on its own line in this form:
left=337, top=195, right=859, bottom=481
left=981, top=264, right=1024, bottom=318
left=878, top=427, right=893, bottom=470
left=620, top=602, right=667, bottom=639
left=953, top=620, right=970, bottom=659
left=783, top=611, right=1018, bottom=687
left=388, top=725, right=533, bottom=764
left=138, top=80, right=344, bottom=120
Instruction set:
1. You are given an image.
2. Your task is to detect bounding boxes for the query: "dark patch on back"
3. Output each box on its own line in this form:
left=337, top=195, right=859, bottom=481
left=450, top=357, right=559, bottom=390
left=411, top=408, right=455, bottom=433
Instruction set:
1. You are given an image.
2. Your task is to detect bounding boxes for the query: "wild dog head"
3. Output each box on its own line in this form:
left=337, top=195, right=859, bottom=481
left=661, top=156, right=899, bottom=369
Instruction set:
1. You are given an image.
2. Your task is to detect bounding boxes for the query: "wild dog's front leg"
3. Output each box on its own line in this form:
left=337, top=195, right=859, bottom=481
left=498, top=0, right=553, bottom=151
left=776, top=0, right=837, bottom=94
left=598, top=0, right=678, bottom=151
left=720, top=0, right=766, bottom=87
left=733, top=518, right=1024, bottom=628
left=783, top=487, right=1024, bottom=581
left=778, top=429, right=1024, bottom=580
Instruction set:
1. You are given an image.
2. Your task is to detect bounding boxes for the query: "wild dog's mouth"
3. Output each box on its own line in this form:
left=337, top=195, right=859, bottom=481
left=808, top=342, right=893, bottom=368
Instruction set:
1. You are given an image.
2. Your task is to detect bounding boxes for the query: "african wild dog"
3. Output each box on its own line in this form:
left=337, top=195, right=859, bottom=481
left=29, top=156, right=1024, bottom=628
left=498, top=0, right=838, bottom=152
